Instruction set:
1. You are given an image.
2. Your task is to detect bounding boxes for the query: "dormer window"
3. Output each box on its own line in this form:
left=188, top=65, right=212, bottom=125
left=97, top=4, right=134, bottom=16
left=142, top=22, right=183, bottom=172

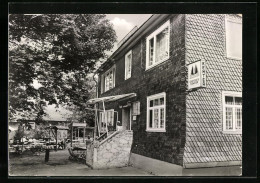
left=146, top=20, right=170, bottom=70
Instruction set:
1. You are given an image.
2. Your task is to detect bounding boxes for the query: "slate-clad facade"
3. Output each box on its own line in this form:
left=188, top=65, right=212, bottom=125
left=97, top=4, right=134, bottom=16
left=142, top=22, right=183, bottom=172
left=184, top=14, right=242, bottom=168
left=96, top=14, right=242, bottom=168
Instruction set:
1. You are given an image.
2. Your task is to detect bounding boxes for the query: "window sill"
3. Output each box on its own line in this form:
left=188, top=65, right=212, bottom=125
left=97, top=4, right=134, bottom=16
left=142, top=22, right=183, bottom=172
left=226, top=55, right=242, bottom=61
left=101, top=87, right=115, bottom=94
left=145, top=57, right=170, bottom=71
left=222, top=130, right=242, bottom=135
left=124, top=76, right=131, bottom=81
left=146, top=129, right=166, bottom=133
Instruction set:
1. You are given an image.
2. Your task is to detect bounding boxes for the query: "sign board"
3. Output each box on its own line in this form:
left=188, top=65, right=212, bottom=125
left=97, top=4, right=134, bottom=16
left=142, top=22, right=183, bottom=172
left=132, top=101, right=140, bottom=115
left=188, top=59, right=206, bottom=90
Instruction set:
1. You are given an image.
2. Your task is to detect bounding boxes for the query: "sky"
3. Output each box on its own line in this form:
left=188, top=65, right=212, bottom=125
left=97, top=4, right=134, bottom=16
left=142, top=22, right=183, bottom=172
left=106, top=14, right=152, bottom=43
left=44, top=14, right=152, bottom=121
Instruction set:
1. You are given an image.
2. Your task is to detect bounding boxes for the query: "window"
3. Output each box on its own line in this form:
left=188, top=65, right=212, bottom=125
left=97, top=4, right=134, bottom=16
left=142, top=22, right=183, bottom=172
left=222, top=91, right=242, bottom=133
left=101, top=65, right=116, bottom=93
left=99, top=110, right=114, bottom=132
left=125, top=50, right=132, bottom=80
left=146, top=92, right=166, bottom=132
left=225, top=16, right=242, bottom=60
left=146, top=21, right=170, bottom=70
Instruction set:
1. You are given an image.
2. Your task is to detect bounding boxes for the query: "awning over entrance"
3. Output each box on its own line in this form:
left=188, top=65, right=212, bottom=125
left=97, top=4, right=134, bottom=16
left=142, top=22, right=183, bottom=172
left=87, top=93, right=136, bottom=104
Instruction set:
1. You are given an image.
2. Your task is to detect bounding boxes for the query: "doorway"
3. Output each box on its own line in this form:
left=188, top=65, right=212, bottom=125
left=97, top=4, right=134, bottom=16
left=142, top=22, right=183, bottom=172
left=122, top=107, right=132, bottom=130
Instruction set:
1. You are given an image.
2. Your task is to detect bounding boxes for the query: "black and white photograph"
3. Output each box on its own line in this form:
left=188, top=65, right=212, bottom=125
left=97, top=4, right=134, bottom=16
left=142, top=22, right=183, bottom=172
left=6, top=3, right=257, bottom=178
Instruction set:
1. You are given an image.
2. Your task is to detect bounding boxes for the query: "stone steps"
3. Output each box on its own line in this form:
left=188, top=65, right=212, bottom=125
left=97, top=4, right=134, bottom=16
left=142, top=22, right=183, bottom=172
left=91, top=130, right=134, bottom=169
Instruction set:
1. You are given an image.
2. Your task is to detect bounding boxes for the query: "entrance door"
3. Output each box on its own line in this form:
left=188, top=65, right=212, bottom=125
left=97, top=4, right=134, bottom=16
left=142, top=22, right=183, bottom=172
left=122, top=107, right=131, bottom=130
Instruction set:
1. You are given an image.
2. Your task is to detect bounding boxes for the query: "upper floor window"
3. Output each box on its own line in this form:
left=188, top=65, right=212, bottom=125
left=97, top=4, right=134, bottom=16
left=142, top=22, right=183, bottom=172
left=101, top=65, right=116, bottom=93
left=146, top=20, right=170, bottom=70
left=222, top=91, right=242, bottom=134
left=125, top=50, right=132, bottom=80
left=146, top=92, right=166, bottom=132
left=225, top=16, right=242, bottom=60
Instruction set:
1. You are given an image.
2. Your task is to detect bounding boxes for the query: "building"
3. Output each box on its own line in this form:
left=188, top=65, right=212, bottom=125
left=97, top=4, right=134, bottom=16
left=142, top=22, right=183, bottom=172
left=87, top=14, right=242, bottom=175
left=18, top=120, right=71, bottom=128
left=8, top=120, right=71, bottom=141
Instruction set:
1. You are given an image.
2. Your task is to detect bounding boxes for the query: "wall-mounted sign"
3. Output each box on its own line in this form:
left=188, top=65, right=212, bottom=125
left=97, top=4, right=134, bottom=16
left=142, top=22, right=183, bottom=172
left=132, top=115, right=137, bottom=121
left=188, top=59, right=206, bottom=90
left=132, top=101, right=140, bottom=115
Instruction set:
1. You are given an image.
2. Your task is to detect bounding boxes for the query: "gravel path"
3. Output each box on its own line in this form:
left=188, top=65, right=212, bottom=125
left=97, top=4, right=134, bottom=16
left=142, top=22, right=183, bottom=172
left=9, top=149, right=153, bottom=176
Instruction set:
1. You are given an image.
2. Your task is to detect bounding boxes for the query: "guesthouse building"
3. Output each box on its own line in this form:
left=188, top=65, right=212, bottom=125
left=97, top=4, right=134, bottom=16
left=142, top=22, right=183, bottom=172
left=87, top=14, right=242, bottom=175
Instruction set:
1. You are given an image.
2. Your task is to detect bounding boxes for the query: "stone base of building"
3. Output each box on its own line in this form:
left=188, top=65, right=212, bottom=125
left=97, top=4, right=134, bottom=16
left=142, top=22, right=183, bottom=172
left=129, top=153, right=183, bottom=176
left=86, top=130, right=133, bottom=169
left=182, top=165, right=242, bottom=176
left=184, top=160, right=242, bottom=168
left=129, top=153, right=242, bottom=176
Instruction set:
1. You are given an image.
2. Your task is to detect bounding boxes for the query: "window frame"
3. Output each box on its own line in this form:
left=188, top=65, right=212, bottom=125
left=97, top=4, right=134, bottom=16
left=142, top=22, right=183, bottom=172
left=101, top=65, right=116, bottom=93
left=146, top=20, right=170, bottom=70
left=146, top=92, right=166, bottom=132
left=99, top=109, right=115, bottom=132
left=125, top=50, right=132, bottom=80
left=222, top=91, right=242, bottom=134
left=224, top=16, right=242, bottom=60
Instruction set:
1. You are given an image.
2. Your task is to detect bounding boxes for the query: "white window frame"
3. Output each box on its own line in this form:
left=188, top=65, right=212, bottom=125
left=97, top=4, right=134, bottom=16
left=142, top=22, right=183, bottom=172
left=99, top=109, right=114, bottom=132
left=225, top=16, right=242, bottom=60
left=146, top=92, right=166, bottom=132
left=222, top=91, right=242, bottom=134
left=146, top=20, right=170, bottom=70
left=125, top=50, right=132, bottom=80
left=101, top=65, right=116, bottom=93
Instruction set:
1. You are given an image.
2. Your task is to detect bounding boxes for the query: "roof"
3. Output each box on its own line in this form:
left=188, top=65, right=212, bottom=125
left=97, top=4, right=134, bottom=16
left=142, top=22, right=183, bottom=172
left=87, top=93, right=136, bottom=104
left=71, top=122, right=87, bottom=127
left=18, top=120, right=70, bottom=123
left=9, top=126, right=16, bottom=131
left=46, top=125, right=69, bottom=130
left=117, top=26, right=138, bottom=48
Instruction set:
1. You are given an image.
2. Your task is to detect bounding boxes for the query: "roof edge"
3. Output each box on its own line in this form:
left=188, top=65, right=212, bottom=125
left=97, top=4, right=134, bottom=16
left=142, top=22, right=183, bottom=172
left=97, top=14, right=171, bottom=73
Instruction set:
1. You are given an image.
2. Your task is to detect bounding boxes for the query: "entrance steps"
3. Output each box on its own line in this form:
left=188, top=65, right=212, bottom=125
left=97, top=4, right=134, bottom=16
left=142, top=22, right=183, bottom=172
left=86, top=130, right=133, bottom=169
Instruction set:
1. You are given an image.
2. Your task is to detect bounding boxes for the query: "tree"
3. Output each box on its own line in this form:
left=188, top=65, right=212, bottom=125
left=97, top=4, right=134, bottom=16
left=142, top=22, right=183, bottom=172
left=9, top=14, right=117, bottom=122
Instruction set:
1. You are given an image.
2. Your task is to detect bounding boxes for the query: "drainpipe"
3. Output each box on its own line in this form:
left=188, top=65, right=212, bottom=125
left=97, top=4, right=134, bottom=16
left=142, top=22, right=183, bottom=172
left=93, top=71, right=98, bottom=98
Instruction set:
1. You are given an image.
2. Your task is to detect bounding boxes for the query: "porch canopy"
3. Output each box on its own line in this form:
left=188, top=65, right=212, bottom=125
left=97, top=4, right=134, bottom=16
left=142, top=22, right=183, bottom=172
left=87, top=93, right=136, bottom=104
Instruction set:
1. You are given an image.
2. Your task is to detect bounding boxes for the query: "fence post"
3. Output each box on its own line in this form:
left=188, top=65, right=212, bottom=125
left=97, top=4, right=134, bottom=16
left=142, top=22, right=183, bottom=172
left=45, top=149, right=50, bottom=162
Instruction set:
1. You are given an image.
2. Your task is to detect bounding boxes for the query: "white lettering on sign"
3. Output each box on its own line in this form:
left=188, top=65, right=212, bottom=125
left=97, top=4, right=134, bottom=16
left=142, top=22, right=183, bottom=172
left=190, top=78, right=199, bottom=85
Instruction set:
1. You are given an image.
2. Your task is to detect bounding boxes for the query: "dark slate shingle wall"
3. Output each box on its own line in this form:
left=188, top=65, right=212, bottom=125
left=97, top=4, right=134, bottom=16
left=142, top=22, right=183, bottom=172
left=183, top=14, right=242, bottom=167
left=98, top=14, right=187, bottom=165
